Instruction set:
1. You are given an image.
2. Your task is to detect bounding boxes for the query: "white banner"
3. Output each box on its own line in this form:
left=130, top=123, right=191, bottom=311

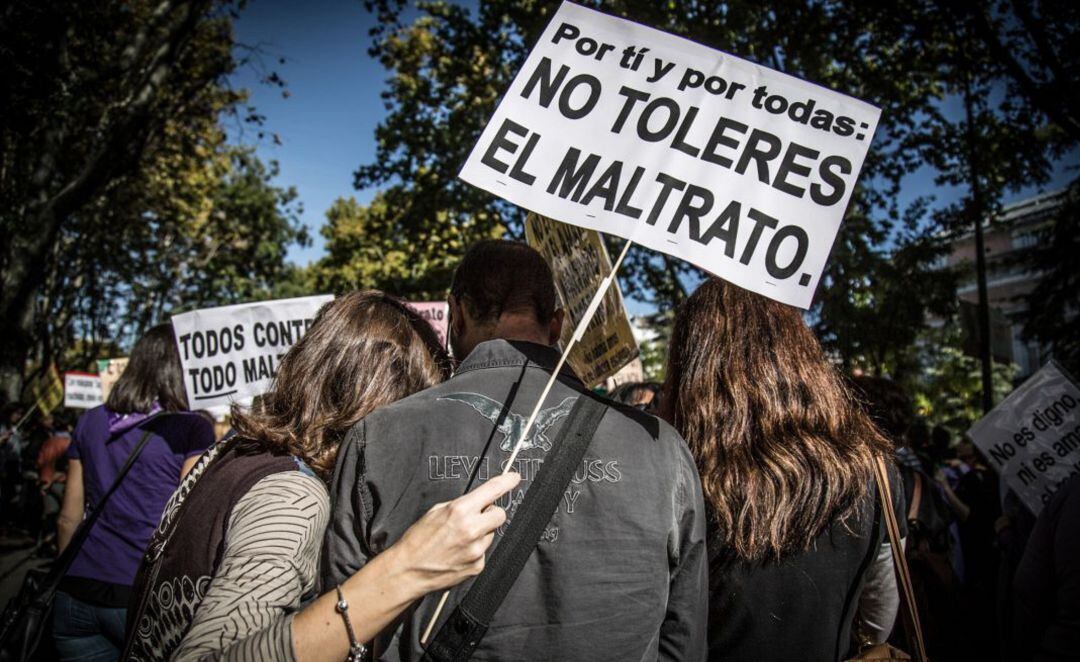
left=968, top=361, right=1080, bottom=515
left=64, top=372, right=103, bottom=409
left=171, top=295, right=333, bottom=410
left=459, top=1, right=881, bottom=309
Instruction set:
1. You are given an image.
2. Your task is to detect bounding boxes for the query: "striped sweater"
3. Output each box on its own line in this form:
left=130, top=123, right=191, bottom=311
left=125, top=440, right=329, bottom=662
left=172, top=471, right=328, bottom=661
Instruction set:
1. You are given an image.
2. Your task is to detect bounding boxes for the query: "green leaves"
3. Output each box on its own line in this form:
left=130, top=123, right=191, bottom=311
left=311, top=194, right=502, bottom=300
left=0, top=0, right=306, bottom=382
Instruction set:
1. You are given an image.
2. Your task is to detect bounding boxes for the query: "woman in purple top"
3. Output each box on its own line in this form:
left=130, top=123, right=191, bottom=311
left=55, top=324, right=214, bottom=662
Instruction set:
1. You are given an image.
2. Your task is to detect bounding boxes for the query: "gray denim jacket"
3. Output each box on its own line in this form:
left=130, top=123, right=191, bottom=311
left=321, top=340, right=707, bottom=661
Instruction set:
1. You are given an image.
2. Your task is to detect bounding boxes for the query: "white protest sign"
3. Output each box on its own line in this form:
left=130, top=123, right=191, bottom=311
left=459, top=1, right=881, bottom=309
left=64, top=372, right=103, bottom=409
left=968, top=361, right=1080, bottom=514
left=171, top=295, right=333, bottom=410
left=406, top=301, right=450, bottom=349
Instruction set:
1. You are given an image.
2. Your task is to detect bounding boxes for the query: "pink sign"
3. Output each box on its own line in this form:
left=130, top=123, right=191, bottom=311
left=407, top=301, right=449, bottom=349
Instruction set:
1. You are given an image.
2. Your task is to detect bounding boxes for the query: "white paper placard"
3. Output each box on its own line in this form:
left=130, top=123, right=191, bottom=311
left=968, top=362, right=1080, bottom=514
left=459, top=1, right=881, bottom=308
left=64, top=372, right=103, bottom=409
left=171, top=295, right=334, bottom=410
left=406, top=301, right=450, bottom=349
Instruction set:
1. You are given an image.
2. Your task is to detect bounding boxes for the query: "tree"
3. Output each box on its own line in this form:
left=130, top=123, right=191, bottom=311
left=939, top=0, right=1080, bottom=146
left=1022, top=178, right=1080, bottom=376
left=909, top=326, right=1017, bottom=436
left=312, top=194, right=500, bottom=299
left=899, top=0, right=1072, bottom=410
left=1, top=0, right=239, bottom=400
left=814, top=196, right=958, bottom=377
left=33, top=132, right=307, bottom=377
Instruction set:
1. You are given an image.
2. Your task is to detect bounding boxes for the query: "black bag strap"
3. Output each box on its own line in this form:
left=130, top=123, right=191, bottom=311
left=422, top=395, right=607, bottom=662
left=36, top=412, right=170, bottom=600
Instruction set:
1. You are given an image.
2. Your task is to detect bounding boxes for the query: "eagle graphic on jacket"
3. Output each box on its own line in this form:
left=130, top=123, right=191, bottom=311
left=438, top=393, right=578, bottom=452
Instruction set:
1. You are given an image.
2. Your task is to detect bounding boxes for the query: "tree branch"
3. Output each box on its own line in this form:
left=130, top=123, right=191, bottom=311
left=962, top=1, right=1080, bottom=143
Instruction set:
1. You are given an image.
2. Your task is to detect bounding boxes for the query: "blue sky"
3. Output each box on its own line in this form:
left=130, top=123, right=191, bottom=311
left=228, top=0, right=385, bottom=264
left=230, top=0, right=1077, bottom=275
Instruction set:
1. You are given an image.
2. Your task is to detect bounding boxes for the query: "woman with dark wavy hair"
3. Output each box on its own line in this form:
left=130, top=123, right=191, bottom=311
left=122, top=291, right=520, bottom=662
left=661, top=278, right=906, bottom=661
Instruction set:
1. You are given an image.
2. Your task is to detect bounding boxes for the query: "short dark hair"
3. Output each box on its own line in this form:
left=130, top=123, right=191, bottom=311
left=847, top=375, right=915, bottom=444
left=608, top=381, right=661, bottom=407
left=106, top=323, right=189, bottom=414
left=450, top=240, right=557, bottom=325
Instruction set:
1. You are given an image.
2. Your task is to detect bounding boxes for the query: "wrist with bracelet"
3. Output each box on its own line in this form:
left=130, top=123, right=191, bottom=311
left=335, top=584, right=368, bottom=661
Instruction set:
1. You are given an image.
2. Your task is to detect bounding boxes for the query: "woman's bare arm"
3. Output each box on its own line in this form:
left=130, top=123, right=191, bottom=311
left=57, top=459, right=84, bottom=553
left=292, top=472, right=520, bottom=661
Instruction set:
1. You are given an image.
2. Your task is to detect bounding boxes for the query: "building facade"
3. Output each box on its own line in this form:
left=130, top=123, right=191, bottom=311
left=944, top=188, right=1067, bottom=379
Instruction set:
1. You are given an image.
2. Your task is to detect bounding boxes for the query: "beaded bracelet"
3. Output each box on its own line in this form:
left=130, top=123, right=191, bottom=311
left=335, top=585, right=368, bottom=661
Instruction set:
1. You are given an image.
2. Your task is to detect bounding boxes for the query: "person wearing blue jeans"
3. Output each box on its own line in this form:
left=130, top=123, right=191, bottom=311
left=53, top=324, right=214, bottom=662
left=52, top=592, right=128, bottom=661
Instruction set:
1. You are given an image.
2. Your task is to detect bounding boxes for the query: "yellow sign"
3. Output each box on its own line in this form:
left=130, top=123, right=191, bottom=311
left=26, top=364, right=64, bottom=413
left=525, top=213, right=638, bottom=387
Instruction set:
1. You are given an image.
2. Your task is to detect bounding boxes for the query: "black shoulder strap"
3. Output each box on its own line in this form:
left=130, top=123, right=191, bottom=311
left=422, top=395, right=607, bottom=662
left=39, top=412, right=170, bottom=597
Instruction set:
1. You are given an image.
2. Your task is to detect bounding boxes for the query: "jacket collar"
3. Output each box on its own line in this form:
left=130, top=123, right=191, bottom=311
left=454, top=339, right=583, bottom=386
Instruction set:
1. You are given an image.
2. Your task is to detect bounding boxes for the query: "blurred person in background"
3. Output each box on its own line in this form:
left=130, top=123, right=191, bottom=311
left=945, top=437, right=1003, bottom=660
left=661, top=278, right=904, bottom=662
left=122, top=291, right=519, bottom=662
left=607, top=381, right=661, bottom=412
left=211, top=414, right=231, bottom=441
left=36, top=411, right=73, bottom=550
left=849, top=375, right=963, bottom=658
left=54, top=323, right=215, bottom=662
left=1, top=402, right=28, bottom=530
left=1010, top=473, right=1080, bottom=662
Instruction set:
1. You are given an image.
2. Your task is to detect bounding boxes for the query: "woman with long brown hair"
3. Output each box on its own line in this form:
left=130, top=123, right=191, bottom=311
left=122, top=291, right=520, bottom=662
left=661, top=278, right=906, bottom=661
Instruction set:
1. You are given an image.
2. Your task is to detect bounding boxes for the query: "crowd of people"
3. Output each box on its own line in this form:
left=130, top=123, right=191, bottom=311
left=1, top=239, right=1076, bottom=662
left=1, top=405, right=75, bottom=547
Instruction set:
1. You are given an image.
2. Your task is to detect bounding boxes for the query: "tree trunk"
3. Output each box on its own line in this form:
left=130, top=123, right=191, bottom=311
left=0, top=203, right=65, bottom=402
left=0, top=0, right=209, bottom=400
left=962, top=77, right=994, bottom=414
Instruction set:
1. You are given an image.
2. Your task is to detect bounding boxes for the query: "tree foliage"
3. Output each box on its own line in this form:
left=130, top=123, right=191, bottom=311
left=312, top=194, right=499, bottom=299
left=814, top=196, right=958, bottom=376
left=1022, top=179, right=1080, bottom=376
left=909, top=327, right=1017, bottom=436
left=1, top=0, right=305, bottom=397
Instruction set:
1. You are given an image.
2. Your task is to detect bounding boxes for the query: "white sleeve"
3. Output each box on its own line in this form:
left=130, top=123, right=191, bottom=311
left=855, top=538, right=903, bottom=644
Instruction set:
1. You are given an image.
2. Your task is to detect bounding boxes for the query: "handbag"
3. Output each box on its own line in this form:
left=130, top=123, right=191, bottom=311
left=848, top=458, right=929, bottom=662
left=0, top=414, right=168, bottom=662
left=421, top=394, right=608, bottom=662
